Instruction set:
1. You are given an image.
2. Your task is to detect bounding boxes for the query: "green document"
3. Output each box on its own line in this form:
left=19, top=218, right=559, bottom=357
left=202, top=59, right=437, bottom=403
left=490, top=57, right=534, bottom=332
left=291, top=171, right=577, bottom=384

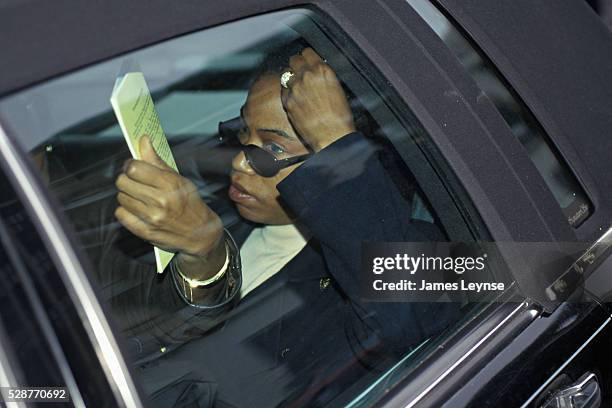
left=110, top=72, right=178, bottom=273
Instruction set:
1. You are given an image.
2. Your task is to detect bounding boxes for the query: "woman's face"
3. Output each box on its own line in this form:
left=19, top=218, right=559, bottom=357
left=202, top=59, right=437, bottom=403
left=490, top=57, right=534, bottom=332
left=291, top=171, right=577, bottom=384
left=229, top=74, right=310, bottom=225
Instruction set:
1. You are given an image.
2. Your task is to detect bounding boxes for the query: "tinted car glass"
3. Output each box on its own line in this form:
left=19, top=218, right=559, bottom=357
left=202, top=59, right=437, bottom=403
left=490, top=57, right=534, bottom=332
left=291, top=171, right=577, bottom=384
left=0, top=8, right=508, bottom=407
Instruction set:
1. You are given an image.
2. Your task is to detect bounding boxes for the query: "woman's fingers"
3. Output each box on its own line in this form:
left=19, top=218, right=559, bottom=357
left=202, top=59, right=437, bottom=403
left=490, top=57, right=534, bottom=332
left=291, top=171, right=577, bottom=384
left=123, top=159, right=169, bottom=187
left=281, top=47, right=356, bottom=151
left=115, top=173, right=160, bottom=206
left=301, top=47, right=325, bottom=66
left=115, top=206, right=154, bottom=241
left=288, top=54, right=308, bottom=78
left=139, top=135, right=173, bottom=171
left=117, top=192, right=151, bottom=221
left=115, top=206, right=176, bottom=250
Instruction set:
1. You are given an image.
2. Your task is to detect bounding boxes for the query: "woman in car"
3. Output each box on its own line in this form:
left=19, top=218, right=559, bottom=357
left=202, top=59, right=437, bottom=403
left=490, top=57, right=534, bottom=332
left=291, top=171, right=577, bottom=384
left=110, top=46, right=459, bottom=406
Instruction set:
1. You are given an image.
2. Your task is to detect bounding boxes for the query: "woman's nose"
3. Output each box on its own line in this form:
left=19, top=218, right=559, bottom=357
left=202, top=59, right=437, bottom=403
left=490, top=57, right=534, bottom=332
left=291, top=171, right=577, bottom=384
left=231, top=150, right=255, bottom=174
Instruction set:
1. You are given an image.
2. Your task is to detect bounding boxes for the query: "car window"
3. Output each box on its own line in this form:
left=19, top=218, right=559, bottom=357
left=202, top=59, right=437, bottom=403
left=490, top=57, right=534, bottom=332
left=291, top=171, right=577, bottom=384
left=0, top=8, right=511, bottom=407
left=407, top=0, right=593, bottom=228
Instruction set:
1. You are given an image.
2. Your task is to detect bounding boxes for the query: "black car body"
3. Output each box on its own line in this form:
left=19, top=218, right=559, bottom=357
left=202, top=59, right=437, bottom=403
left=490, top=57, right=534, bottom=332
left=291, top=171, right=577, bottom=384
left=0, top=1, right=611, bottom=407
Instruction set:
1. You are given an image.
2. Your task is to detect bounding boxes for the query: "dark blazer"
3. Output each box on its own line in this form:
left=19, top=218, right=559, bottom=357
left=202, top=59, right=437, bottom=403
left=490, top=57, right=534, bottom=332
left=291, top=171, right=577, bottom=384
left=98, top=133, right=460, bottom=407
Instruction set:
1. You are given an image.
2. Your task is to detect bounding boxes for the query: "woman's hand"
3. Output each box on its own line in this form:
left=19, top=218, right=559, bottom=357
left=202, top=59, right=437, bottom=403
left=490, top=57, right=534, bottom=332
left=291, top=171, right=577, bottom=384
left=115, top=136, right=226, bottom=278
left=282, top=48, right=356, bottom=152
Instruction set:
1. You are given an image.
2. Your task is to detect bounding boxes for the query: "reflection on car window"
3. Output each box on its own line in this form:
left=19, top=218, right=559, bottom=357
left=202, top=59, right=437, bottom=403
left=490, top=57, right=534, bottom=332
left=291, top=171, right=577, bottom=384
left=408, top=0, right=593, bottom=228
left=0, top=9, right=498, bottom=407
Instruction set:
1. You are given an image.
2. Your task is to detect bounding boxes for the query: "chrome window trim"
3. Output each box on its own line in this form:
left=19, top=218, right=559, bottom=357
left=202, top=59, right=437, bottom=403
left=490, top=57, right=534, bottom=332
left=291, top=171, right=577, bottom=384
left=403, top=301, right=534, bottom=408
left=0, top=123, right=143, bottom=408
left=546, top=226, right=612, bottom=301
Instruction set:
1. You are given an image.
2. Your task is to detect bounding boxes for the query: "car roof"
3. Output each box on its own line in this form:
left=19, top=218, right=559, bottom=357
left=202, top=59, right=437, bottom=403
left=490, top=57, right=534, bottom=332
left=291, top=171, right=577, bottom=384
left=0, top=0, right=303, bottom=96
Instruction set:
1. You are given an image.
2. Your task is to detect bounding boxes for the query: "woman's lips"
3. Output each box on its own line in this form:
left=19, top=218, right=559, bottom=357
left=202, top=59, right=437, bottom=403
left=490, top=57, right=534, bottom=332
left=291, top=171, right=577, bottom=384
left=229, top=182, right=256, bottom=203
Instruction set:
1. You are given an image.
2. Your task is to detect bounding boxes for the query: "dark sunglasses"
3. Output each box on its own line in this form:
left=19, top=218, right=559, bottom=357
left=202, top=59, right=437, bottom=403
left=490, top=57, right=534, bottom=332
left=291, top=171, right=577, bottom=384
left=218, top=115, right=311, bottom=177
